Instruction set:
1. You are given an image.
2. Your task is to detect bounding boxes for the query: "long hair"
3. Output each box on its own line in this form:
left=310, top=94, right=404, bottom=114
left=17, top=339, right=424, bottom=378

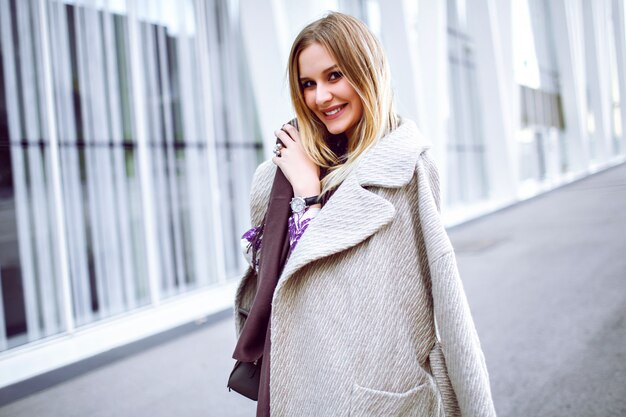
left=287, top=12, right=399, bottom=195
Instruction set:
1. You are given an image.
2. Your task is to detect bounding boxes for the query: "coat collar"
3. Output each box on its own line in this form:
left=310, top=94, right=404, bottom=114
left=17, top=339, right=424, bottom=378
left=355, top=119, right=430, bottom=188
left=274, top=119, right=431, bottom=299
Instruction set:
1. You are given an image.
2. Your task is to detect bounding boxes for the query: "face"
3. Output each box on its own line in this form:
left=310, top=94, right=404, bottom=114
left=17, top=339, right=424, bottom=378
left=298, top=42, right=363, bottom=138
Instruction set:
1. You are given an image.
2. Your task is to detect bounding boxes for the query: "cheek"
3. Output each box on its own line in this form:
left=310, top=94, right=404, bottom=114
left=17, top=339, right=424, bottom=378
left=342, top=84, right=363, bottom=117
left=357, top=102, right=364, bottom=121
left=350, top=94, right=364, bottom=121
left=303, top=91, right=316, bottom=112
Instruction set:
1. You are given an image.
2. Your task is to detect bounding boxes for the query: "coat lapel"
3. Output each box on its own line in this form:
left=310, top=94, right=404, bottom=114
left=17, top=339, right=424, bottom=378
left=274, top=119, right=431, bottom=297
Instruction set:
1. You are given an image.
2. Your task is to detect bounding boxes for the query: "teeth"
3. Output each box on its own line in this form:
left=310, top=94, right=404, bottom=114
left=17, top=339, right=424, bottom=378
left=324, top=106, right=343, bottom=116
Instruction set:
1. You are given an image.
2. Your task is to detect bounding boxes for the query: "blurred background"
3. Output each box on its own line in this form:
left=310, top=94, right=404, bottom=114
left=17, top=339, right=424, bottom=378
left=0, top=0, right=624, bottom=415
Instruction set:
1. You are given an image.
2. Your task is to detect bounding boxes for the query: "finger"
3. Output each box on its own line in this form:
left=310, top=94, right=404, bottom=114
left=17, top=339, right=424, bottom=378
left=281, top=124, right=300, bottom=141
left=274, top=129, right=295, bottom=146
left=275, top=129, right=294, bottom=146
left=272, top=156, right=282, bottom=166
left=272, top=145, right=289, bottom=160
left=276, top=147, right=288, bottom=159
left=272, top=141, right=284, bottom=155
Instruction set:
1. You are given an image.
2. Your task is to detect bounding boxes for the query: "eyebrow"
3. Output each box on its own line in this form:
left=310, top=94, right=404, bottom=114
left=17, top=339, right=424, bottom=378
left=299, top=65, right=339, bottom=80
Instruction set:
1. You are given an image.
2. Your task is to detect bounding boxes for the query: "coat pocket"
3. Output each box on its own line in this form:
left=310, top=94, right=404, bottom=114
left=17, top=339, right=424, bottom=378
left=349, top=377, right=442, bottom=417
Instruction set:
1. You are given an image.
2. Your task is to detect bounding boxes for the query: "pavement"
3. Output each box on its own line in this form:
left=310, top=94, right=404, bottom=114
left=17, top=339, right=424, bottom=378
left=0, top=163, right=625, bottom=417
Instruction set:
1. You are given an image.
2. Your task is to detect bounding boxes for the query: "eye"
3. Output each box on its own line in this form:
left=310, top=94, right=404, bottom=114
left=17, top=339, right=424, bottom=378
left=329, top=71, right=343, bottom=81
left=301, top=80, right=315, bottom=89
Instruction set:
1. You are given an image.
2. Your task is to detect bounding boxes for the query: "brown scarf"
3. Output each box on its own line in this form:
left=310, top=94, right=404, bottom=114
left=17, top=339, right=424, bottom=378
left=232, top=131, right=348, bottom=416
left=232, top=165, right=291, bottom=416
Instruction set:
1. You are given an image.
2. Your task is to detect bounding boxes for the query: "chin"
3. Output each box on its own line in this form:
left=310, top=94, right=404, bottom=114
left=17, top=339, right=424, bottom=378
left=324, top=122, right=349, bottom=135
left=326, top=126, right=343, bottom=135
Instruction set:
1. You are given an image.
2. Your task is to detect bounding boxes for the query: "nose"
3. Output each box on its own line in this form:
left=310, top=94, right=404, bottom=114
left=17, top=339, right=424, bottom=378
left=316, top=83, right=332, bottom=106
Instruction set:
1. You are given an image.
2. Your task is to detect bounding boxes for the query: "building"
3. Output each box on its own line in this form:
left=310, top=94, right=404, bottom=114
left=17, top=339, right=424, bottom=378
left=0, top=0, right=624, bottom=389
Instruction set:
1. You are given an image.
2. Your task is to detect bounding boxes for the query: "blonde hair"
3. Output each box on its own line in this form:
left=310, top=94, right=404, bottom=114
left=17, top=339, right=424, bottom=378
left=288, top=12, right=399, bottom=195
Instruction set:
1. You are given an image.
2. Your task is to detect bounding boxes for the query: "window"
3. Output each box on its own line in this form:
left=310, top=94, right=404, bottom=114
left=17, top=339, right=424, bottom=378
left=0, top=0, right=262, bottom=352
left=446, top=0, right=488, bottom=206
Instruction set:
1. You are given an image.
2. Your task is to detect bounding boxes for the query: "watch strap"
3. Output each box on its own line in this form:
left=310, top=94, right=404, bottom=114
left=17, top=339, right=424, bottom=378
left=303, top=195, right=321, bottom=206
left=290, top=195, right=321, bottom=213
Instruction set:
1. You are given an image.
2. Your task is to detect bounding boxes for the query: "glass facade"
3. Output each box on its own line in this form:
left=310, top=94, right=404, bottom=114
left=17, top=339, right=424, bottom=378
left=446, top=0, right=489, bottom=206
left=57, top=1, right=151, bottom=324
left=0, top=0, right=67, bottom=350
left=0, top=0, right=262, bottom=352
left=513, top=0, right=566, bottom=181
left=608, top=9, right=622, bottom=155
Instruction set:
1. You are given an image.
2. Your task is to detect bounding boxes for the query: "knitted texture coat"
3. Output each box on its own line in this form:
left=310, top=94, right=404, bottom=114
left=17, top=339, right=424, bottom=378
left=234, top=120, right=497, bottom=417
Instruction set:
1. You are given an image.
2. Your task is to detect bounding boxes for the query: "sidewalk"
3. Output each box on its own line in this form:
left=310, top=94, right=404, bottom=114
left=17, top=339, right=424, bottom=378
left=1, top=163, right=625, bottom=417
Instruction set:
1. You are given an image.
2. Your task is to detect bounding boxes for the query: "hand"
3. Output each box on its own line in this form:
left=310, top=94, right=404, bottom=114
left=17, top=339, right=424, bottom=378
left=272, top=124, right=321, bottom=198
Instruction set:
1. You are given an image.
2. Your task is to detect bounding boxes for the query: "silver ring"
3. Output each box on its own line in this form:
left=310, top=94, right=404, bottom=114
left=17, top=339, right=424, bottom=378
left=273, top=148, right=281, bottom=157
left=273, top=143, right=282, bottom=157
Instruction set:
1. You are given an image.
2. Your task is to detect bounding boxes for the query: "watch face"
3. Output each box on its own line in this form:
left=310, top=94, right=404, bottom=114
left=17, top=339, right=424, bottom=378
left=290, top=197, right=306, bottom=213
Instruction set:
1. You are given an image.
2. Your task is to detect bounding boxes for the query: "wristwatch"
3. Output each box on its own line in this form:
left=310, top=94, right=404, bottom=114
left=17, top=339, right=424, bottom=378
left=290, top=195, right=320, bottom=214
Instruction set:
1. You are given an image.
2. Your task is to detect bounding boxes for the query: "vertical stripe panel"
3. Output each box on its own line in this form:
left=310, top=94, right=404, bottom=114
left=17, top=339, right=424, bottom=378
left=128, top=0, right=162, bottom=306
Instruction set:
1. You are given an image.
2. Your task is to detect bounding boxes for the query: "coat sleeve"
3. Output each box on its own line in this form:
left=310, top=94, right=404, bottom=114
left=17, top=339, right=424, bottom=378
left=233, top=160, right=276, bottom=336
left=416, top=151, right=497, bottom=417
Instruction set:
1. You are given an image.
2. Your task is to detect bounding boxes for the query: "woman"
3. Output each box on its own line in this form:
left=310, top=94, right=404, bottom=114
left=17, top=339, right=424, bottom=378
left=232, top=12, right=496, bottom=417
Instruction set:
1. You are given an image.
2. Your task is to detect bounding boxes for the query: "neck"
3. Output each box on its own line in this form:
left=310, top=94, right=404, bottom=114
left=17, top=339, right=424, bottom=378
left=325, top=132, right=349, bottom=164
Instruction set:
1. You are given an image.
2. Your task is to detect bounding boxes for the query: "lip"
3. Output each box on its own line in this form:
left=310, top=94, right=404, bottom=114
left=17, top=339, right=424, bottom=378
left=320, top=104, right=347, bottom=121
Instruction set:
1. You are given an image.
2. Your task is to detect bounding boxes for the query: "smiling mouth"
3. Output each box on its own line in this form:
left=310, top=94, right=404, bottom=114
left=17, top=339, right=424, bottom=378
left=322, top=104, right=347, bottom=119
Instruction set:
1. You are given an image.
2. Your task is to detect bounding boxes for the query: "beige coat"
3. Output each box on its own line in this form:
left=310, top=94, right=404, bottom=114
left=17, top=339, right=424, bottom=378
left=234, top=120, right=496, bottom=417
